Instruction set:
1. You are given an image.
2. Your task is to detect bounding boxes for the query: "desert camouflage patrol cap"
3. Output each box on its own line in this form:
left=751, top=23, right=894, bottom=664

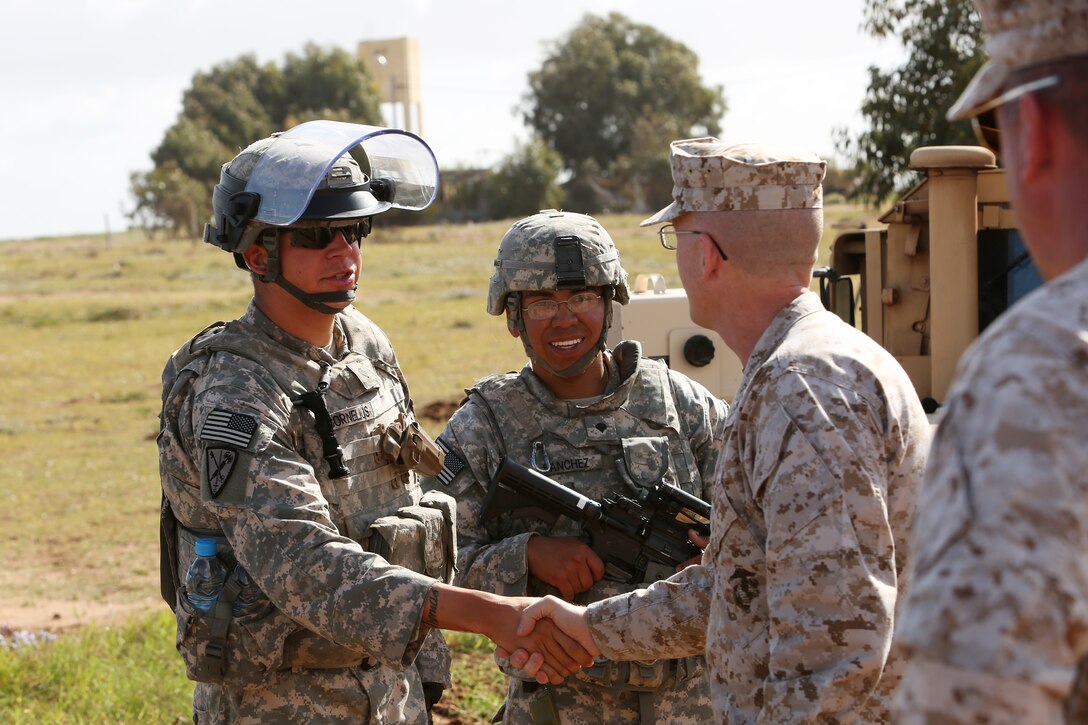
left=949, top=0, right=1088, bottom=120
left=640, top=138, right=826, bottom=227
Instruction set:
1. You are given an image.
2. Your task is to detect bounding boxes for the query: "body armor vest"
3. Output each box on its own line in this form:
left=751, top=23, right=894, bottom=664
left=172, top=308, right=423, bottom=540
left=159, top=306, right=447, bottom=686
left=468, top=341, right=704, bottom=599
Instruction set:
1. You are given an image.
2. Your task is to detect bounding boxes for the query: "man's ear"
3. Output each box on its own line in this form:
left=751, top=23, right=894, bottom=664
left=505, top=308, right=521, bottom=338
left=702, top=235, right=725, bottom=281
left=1016, top=92, right=1053, bottom=184
left=242, top=242, right=268, bottom=276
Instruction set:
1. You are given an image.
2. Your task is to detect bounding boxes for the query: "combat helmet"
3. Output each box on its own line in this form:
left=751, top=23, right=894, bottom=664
left=488, top=209, right=630, bottom=378
left=204, top=120, right=439, bottom=314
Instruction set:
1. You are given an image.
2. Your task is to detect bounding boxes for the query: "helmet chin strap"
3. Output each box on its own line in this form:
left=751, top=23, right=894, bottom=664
left=511, top=290, right=615, bottom=380
left=274, top=277, right=356, bottom=315
left=261, top=235, right=355, bottom=315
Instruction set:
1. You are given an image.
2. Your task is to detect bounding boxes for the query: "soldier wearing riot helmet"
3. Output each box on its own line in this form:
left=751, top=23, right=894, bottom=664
left=158, top=123, right=592, bottom=724
left=428, top=210, right=726, bottom=723
left=204, top=133, right=392, bottom=317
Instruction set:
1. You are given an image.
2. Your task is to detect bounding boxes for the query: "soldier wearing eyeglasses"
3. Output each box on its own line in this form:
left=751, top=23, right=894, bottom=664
left=426, top=209, right=727, bottom=723
left=157, top=125, right=592, bottom=724
left=892, top=1, right=1088, bottom=722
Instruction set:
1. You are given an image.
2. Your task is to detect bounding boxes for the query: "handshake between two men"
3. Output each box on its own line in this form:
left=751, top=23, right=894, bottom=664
left=484, top=521, right=707, bottom=683
left=423, top=543, right=706, bottom=686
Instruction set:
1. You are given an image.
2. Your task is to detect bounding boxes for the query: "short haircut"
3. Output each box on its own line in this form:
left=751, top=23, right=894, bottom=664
left=698, top=208, right=823, bottom=281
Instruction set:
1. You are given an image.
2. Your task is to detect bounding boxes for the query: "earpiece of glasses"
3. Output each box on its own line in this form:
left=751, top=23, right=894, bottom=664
left=657, top=223, right=728, bottom=260
left=522, top=292, right=602, bottom=321
left=658, top=223, right=702, bottom=250
left=282, top=220, right=372, bottom=249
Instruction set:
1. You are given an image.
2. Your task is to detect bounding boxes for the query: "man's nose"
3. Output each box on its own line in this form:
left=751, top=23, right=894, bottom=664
left=327, top=230, right=356, bottom=255
left=551, top=300, right=578, bottom=324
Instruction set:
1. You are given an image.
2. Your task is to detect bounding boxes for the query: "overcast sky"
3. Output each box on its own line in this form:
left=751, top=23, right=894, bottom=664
left=0, top=0, right=906, bottom=241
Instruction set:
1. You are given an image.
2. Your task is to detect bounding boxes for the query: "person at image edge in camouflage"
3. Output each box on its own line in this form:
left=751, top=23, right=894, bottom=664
left=509, top=140, right=931, bottom=723
left=157, top=121, right=591, bottom=724
left=891, top=1, right=1088, bottom=722
left=424, top=209, right=727, bottom=724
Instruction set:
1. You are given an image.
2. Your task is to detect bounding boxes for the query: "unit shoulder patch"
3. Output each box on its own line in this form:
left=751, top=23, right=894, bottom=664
left=205, top=447, right=238, bottom=498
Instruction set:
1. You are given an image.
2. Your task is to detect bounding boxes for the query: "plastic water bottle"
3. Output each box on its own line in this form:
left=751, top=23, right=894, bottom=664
left=185, top=537, right=227, bottom=613
left=230, top=566, right=265, bottom=616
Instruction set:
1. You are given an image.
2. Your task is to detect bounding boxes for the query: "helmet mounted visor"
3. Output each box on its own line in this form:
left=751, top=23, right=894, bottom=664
left=206, top=120, right=440, bottom=253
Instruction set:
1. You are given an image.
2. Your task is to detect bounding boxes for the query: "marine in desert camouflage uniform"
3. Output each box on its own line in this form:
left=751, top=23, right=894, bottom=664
left=892, top=2, right=1088, bottom=722
left=428, top=209, right=726, bottom=724
left=513, top=140, right=931, bottom=724
left=158, top=122, right=591, bottom=724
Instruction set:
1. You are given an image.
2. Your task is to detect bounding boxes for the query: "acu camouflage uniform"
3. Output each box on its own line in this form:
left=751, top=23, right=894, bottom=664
left=893, top=257, right=1088, bottom=723
left=159, top=302, right=451, bottom=724
left=432, top=340, right=727, bottom=724
left=587, top=292, right=930, bottom=723
left=426, top=207, right=724, bottom=724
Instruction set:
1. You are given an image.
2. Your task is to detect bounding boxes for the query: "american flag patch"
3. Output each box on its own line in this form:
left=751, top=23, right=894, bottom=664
left=200, top=409, right=258, bottom=448
left=436, top=437, right=467, bottom=486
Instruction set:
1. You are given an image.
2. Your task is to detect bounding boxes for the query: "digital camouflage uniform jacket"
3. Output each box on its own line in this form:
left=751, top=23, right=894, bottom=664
left=586, top=291, right=930, bottom=724
left=159, top=302, right=447, bottom=724
left=430, top=341, right=728, bottom=723
left=893, top=257, right=1088, bottom=724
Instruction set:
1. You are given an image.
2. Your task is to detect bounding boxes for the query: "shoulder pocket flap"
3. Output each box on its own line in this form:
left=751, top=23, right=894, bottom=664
left=620, top=436, right=672, bottom=488
left=336, top=359, right=381, bottom=398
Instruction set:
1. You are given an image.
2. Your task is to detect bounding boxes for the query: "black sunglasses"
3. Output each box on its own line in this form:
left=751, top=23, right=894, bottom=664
left=274, top=219, right=372, bottom=250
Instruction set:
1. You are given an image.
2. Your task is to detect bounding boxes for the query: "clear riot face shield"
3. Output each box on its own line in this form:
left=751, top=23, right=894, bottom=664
left=205, top=120, right=441, bottom=255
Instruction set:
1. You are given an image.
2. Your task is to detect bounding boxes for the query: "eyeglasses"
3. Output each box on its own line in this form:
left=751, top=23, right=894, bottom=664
left=969, top=75, right=1061, bottom=154
left=283, top=220, right=372, bottom=249
left=522, top=292, right=602, bottom=321
left=657, top=224, right=728, bottom=260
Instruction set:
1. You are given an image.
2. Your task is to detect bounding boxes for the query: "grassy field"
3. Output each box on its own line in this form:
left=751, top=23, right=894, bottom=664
left=0, top=610, right=506, bottom=723
left=0, top=206, right=877, bottom=722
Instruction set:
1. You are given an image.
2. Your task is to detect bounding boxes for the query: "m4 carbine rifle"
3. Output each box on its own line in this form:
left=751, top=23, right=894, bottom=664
left=481, top=457, right=711, bottom=585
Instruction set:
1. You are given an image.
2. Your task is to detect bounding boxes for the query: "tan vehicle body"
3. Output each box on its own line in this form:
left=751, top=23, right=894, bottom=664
left=606, top=272, right=745, bottom=400
left=610, top=145, right=1041, bottom=411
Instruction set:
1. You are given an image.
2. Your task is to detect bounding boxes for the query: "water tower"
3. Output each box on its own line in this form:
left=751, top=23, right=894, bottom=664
left=358, top=38, right=423, bottom=136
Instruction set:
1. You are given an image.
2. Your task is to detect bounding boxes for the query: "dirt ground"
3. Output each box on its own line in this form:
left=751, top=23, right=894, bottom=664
left=0, top=595, right=161, bottom=633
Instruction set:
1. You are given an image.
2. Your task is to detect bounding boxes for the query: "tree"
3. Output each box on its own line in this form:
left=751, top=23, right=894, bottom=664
left=523, top=13, right=725, bottom=211
left=837, top=0, right=986, bottom=202
left=131, top=44, right=383, bottom=236
left=129, top=162, right=209, bottom=239
left=609, top=111, right=683, bottom=213
left=485, top=139, right=564, bottom=220
left=279, top=45, right=382, bottom=126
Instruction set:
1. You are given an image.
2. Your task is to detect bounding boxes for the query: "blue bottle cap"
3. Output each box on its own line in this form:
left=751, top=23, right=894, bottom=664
left=195, top=538, right=218, bottom=557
